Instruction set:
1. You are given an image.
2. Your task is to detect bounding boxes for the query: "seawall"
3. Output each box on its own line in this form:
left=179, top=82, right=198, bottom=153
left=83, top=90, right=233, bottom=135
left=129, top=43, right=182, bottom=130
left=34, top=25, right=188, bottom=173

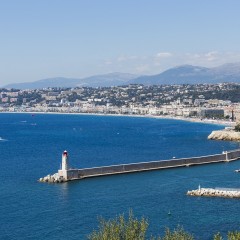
left=64, top=149, right=240, bottom=181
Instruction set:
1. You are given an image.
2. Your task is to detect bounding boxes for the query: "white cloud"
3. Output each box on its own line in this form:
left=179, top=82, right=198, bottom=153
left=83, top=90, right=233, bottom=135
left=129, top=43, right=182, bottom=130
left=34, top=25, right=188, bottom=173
left=99, top=51, right=240, bottom=77
left=156, top=52, right=172, bottom=58
left=205, top=51, right=219, bottom=61
left=117, top=55, right=139, bottom=62
left=181, top=51, right=222, bottom=66
left=104, top=60, right=112, bottom=65
left=135, top=64, right=150, bottom=73
left=117, top=56, right=127, bottom=62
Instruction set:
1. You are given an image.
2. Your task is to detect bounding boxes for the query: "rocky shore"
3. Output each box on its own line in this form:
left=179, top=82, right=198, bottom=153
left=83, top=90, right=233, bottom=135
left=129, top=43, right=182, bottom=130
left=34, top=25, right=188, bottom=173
left=208, top=128, right=240, bottom=141
left=187, top=188, right=240, bottom=198
left=39, top=173, right=66, bottom=183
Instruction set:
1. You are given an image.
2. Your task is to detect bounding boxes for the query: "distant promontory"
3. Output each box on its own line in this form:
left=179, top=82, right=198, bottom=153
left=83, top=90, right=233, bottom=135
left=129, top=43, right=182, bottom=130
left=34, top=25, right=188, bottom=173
left=208, top=125, right=240, bottom=141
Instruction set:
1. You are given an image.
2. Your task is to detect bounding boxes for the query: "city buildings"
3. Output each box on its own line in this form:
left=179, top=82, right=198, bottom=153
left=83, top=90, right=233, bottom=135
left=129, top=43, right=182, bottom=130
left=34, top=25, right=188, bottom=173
left=0, top=83, right=239, bottom=122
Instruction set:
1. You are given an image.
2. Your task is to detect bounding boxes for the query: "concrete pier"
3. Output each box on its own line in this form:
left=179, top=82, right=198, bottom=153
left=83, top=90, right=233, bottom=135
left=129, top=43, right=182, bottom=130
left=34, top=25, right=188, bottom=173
left=39, top=149, right=240, bottom=183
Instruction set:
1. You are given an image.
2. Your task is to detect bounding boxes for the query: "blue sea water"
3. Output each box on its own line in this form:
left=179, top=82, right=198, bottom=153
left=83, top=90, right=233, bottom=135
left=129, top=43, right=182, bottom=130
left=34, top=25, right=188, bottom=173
left=0, top=113, right=240, bottom=240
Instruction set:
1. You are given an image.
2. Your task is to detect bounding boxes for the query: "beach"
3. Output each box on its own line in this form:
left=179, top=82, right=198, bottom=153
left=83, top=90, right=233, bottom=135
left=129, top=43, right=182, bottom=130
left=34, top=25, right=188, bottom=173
left=0, top=110, right=236, bottom=127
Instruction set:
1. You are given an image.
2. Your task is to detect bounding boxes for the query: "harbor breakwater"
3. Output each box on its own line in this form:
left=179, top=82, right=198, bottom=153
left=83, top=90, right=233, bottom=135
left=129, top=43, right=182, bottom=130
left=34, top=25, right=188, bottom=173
left=39, top=149, right=240, bottom=183
left=187, top=188, right=240, bottom=198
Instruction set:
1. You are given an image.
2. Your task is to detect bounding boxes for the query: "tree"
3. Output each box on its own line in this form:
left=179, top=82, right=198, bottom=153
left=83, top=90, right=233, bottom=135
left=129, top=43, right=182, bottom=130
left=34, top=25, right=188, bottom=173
left=88, top=211, right=240, bottom=240
left=160, top=227, right=194, bottom=240
left=88, top=212, right=194, bottom=240
left=88, top=211, right=148, bottom=240
left=227, top=231, right=240, bottom=240
left=213, top=231, right=240, bottom=240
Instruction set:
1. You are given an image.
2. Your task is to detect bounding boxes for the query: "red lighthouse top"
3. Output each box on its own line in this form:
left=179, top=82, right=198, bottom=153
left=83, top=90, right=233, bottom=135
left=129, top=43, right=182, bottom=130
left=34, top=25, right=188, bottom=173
left=63, top=150, right=68, bottom=156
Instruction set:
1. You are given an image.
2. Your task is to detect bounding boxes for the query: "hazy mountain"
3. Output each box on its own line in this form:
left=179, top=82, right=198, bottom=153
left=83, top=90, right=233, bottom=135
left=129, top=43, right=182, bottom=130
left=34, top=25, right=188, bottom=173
left=4, top=77, right=81, bottom=89
left=211, top=62, right=240, bottom=76
left=3, top=63, right=240, bottom=89
left=3, top=73, right=139, bottom=89
left=130, top=63, right=240, bottom=85
left=76, top=72, right=139, bottom=87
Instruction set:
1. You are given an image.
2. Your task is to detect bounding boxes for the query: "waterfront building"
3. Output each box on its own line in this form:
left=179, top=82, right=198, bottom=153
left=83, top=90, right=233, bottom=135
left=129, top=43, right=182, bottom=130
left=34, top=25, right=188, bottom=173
left=199, top=109, right=224, bottom=118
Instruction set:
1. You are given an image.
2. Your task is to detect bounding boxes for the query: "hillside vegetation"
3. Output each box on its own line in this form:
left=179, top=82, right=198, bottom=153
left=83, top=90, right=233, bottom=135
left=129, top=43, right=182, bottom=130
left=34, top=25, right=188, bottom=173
left=88, top=212, right=240, bottom=240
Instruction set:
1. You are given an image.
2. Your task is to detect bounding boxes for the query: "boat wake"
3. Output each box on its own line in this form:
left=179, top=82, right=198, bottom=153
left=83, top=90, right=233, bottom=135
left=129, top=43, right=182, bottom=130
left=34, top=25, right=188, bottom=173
left=0, top=137, right=7, bottom=141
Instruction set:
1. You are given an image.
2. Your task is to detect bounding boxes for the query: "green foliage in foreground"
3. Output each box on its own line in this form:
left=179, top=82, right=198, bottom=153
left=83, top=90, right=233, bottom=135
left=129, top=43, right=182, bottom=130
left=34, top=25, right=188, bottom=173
left=87, top=211, right=193, bottom=240
left=88, top=211, right=240, bottom=240
left=88, top=211, right=148, bottom=240
left=158, top=226, right=194, bottom=240
left=227, top=231, right=240, bottom=240
left=213, top=231, right=240, bottom=240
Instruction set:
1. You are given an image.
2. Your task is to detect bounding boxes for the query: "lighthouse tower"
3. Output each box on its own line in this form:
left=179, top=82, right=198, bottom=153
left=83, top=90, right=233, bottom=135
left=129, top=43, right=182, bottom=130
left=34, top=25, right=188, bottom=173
left=58, top=150, right=69, bottom=180
left=62, top=150, right=69, bottom=171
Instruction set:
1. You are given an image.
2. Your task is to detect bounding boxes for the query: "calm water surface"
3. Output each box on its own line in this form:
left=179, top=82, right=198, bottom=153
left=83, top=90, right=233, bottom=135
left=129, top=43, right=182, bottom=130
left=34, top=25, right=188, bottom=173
left=0, top=113, right=240, bottom=239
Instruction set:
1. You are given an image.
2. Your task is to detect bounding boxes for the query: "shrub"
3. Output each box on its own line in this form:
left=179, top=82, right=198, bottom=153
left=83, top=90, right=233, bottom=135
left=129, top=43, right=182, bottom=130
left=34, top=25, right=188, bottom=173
left=235, top=123, right=240, bottom=132
left=88, top=211, right=148, bottom=240
left=213, top=232, right=223, bottom=240
left=228, top=231, right=240, bottom=240
left=88, top=211, right=240, bottom=240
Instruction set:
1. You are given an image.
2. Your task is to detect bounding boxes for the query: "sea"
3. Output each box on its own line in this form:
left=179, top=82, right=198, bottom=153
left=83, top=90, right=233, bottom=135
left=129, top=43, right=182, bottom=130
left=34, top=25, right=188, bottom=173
left=0, top=113, right=240, bottom=240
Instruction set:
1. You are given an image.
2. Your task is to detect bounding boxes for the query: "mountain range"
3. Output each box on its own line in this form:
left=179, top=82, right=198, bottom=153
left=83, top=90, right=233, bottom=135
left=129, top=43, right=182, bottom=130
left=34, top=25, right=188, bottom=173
left=131, top=63, right=240, bottom=85
left=3, top=73, right=139, bottom=89
left=3, top=63, right=240, bottom=89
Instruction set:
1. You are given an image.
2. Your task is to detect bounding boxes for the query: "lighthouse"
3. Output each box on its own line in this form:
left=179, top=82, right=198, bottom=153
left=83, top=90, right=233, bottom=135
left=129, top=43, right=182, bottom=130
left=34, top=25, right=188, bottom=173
left=62, top=150, right=69, bottom=171
left=58, top=150, right=69, bottom=180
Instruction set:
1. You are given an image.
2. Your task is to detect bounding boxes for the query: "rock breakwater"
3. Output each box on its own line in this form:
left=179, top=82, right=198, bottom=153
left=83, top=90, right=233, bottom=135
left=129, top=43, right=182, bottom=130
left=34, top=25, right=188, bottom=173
left=39, top=173, right=66, bottom=183
left=187, top=188, right=240, bottom=198
left=208, top=129, right=240, bottom=141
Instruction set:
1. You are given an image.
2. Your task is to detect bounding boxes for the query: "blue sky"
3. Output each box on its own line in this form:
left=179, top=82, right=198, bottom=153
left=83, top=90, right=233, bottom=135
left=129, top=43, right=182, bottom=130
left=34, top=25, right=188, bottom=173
left=1, top=0, right=240, bottom=86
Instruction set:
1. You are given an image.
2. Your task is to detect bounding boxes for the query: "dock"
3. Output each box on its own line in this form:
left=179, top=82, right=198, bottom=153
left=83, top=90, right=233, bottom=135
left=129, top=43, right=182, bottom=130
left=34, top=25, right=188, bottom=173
left=39, top=149, right=240, bottom=183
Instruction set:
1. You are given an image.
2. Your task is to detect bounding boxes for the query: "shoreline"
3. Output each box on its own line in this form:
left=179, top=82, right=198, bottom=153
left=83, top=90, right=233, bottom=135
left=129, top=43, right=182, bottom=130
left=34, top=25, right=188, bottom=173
left=0, top=111, right=235, bottom=127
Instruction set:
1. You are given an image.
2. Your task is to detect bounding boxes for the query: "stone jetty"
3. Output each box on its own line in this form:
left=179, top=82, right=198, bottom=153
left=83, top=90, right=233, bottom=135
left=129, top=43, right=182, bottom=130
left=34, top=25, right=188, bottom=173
left=39, top=149, right=240, bottom=183
left=187, top=187, right=240, bottom=198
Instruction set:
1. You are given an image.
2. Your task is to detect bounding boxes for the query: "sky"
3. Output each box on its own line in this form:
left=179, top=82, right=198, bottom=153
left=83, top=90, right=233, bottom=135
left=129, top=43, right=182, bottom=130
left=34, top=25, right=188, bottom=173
left=1, top=0, right=240, bottom=86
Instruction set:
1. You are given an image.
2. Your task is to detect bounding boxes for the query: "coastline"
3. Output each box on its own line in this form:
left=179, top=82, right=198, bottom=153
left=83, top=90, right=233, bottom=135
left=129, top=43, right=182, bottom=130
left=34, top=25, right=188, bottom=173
left=0, top=111, right=235, bottom=127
